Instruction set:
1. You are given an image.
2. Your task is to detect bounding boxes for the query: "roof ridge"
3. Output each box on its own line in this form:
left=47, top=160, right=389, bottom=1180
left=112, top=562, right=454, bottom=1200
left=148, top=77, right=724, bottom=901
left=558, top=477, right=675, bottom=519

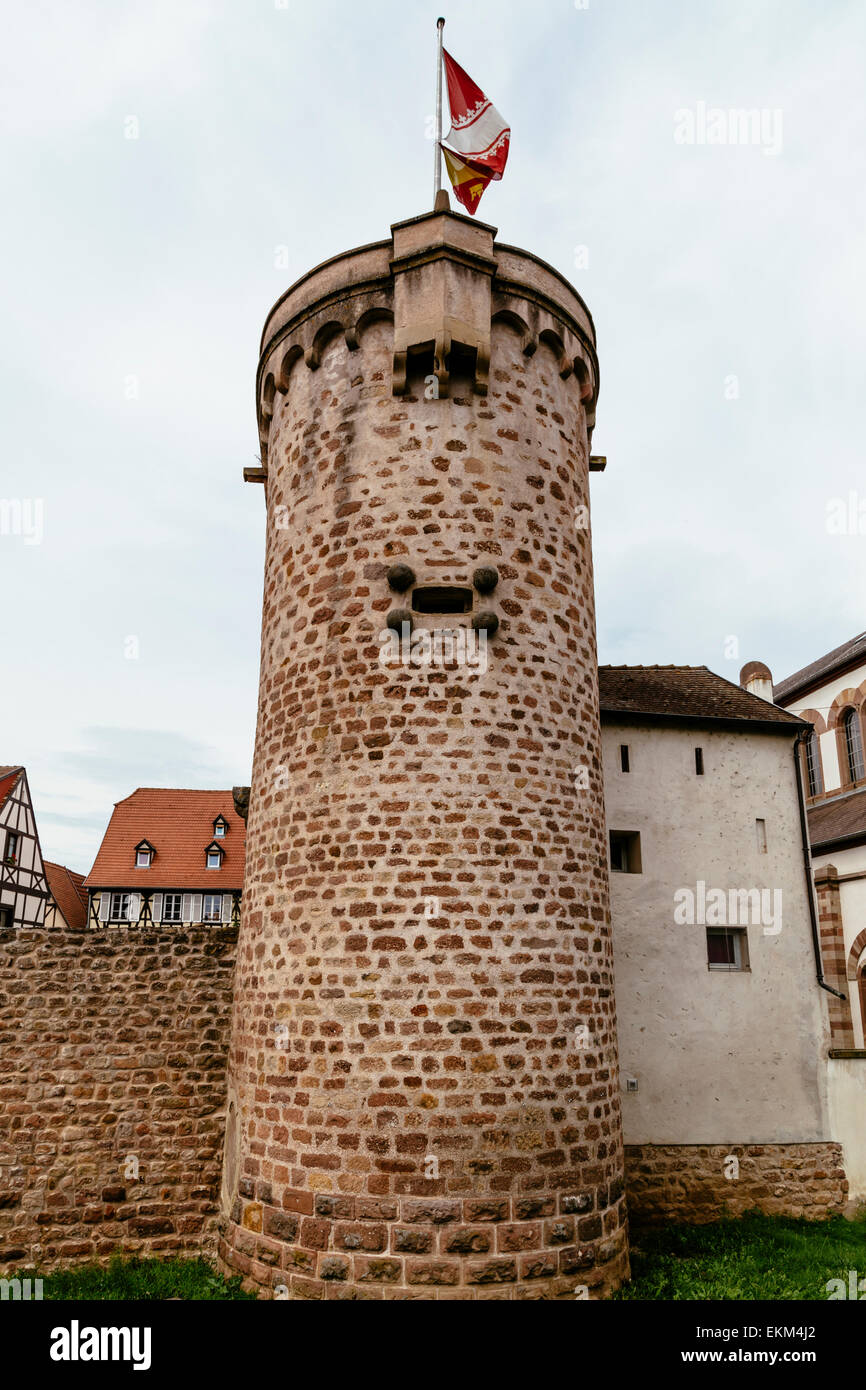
left=126, top=786, right=237, bottom=795
left=598, top=663, right=707, bottom=671
left=777, top=630, right=866, bottom=695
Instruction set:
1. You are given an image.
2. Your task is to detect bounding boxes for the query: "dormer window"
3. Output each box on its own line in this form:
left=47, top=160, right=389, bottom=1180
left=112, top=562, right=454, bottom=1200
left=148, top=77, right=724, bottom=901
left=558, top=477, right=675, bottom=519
left=205, top=840, right=224, bottom=870
left=213, top=815, right=229, bottom=838
left=134, top=839, right=155, bottom=869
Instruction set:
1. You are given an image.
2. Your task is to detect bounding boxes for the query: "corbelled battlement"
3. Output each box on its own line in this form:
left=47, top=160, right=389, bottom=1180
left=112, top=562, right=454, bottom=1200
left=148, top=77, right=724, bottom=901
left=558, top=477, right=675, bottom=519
left=250, top=209, right=600, bottom=480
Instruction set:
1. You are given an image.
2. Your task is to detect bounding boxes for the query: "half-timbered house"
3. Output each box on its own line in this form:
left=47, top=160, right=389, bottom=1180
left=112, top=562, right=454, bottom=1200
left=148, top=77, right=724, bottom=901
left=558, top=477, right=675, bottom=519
left=83, top=787, right=246, bottom=929
left=0, top=765, right=51, bottom=929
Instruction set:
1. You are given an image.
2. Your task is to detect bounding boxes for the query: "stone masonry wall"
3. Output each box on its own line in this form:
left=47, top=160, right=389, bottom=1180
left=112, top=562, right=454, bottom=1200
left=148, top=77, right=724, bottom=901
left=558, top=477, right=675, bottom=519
left=625, top=1143, right=848, bottom=1225
left=0, top=925, right=237, bottom=1271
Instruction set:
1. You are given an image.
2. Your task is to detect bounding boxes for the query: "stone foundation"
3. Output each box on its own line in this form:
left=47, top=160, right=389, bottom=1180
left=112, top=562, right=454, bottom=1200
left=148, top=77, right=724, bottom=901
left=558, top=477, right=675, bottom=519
left=0, top=925, right=237, bottom=1270
left=625, top=1143, right=848, bottom=1224
left=218, top=1188, right=629, bottom=1300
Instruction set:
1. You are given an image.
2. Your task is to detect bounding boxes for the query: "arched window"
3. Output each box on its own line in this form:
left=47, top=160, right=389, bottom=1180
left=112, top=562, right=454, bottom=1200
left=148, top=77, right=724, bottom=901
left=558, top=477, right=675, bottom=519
left=804, top=730, right=823, bottom=797
left=843, top=708, right=865, bottom=783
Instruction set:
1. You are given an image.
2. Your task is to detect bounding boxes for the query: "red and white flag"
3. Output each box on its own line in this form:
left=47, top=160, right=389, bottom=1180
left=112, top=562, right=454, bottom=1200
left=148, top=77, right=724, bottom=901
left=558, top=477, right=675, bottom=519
left=440, top=48, right=510, bottom=215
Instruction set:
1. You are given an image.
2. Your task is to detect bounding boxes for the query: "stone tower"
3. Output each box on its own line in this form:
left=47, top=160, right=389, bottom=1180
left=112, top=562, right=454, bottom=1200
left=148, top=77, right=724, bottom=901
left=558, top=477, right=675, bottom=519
left=219, top=205, right=629, bottom=1299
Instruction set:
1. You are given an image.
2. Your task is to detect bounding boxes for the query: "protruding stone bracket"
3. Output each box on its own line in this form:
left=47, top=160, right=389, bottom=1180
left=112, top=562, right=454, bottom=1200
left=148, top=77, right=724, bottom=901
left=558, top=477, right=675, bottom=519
left=393, top=317, right=489, bottom=399
left=434, top=331, right=451, bottom=398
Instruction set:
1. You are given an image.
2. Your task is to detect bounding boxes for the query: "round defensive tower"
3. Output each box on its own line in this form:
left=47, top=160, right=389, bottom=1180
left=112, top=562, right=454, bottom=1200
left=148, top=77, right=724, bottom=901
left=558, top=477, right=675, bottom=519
left=220, top=205, right=629, bottom=1299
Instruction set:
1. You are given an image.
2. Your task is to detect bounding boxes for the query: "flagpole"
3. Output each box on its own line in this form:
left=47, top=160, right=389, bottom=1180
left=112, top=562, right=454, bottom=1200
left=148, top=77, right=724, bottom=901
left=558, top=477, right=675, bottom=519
left=434, top=16, right=445, bottom=204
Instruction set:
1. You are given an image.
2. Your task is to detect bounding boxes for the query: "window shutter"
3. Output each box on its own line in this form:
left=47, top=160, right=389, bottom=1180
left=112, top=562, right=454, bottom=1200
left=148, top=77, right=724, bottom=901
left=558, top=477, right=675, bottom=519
left=191, top=893, right=203, bottom=923
left=182, top=893, right=192, bottom=923
left=127, top=892, right=141, bottom=921
left=151, top=893, right=163, bottom=924
left=99, top=891, right=111, bottom=923
left=221, top=894, right=233, bottom=924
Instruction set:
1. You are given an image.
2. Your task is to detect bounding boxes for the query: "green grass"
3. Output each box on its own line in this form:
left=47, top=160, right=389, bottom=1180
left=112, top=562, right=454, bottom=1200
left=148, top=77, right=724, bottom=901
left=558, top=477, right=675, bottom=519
left=8, top=1214, right=865, bottom=1299
left=616, top=1211, right=866, bottom=1300
left=8, top=1253, right=255, bottom=1301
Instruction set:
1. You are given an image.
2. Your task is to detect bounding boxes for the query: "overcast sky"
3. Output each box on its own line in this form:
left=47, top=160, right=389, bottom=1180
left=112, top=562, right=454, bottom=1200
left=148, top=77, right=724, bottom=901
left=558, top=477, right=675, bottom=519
left=2, top=0, right=864, bottom=871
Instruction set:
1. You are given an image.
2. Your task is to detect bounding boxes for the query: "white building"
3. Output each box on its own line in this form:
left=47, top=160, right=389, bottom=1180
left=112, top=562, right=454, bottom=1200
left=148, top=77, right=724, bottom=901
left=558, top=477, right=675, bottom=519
left=600, top=666, right=851, bottom=1218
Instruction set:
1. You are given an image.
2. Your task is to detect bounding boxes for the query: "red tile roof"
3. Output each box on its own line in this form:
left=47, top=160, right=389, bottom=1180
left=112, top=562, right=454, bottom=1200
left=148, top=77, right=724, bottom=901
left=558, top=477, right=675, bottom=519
left=598, top=665, right=805, bottom=730
left=44, top=861, right=88, bottom=930
left=0, top=767, right=22, bottom=811
left=84, top=788, right=247, bottom=890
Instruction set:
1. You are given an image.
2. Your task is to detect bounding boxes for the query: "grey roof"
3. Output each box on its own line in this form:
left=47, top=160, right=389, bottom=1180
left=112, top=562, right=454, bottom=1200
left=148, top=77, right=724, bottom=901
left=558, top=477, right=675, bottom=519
left=599, top=665, right=805, bottom=731
left=808, top=786, right=866, bottom=853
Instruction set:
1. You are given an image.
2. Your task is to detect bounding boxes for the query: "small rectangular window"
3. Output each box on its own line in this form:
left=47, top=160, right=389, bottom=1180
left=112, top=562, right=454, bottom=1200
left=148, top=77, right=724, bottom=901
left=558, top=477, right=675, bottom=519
left=610, top=830, right=642, bottom=874
left=202, top=894, right=222, bottom=923
left=163, top=893, right=182, bottom=923
left=215, top=823, right=226, bottom=837
left=136, top=849, right=151, bottom=868
left=110, top=892, right=130, bottom=921
left=620, top=744, right=630, bottom=773
left=0, top=907, right=11, bottom=930
left=207, top=851, right=221, bottom=869
left=5, top=832, right=19, bottom=865
left=756, top=818, right=767, bottom=853
left=707, top=927, right=749, bottom=971
left=695, top=748, right=704, bottom=775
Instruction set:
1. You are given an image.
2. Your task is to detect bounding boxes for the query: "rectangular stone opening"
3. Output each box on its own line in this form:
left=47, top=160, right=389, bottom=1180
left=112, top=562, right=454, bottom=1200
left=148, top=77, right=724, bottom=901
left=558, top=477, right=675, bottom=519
left=406, top=342, right=435, bottom=394
left=446, top=341, right=478, bottom=384
left=610, top=830, right=642, bottom=874
left=411, top=586, right=473, bottom=615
